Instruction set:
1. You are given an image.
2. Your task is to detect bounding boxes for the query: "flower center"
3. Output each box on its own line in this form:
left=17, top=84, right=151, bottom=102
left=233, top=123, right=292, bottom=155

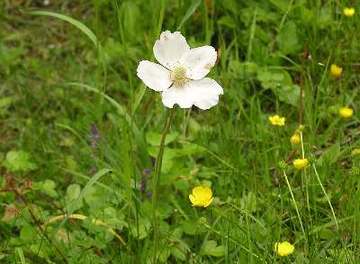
left=170, top=66, right=188, bottom=87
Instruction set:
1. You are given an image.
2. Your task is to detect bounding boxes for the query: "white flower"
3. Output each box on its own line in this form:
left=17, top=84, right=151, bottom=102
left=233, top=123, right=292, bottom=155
left=137, top=31, right=223, bottom=110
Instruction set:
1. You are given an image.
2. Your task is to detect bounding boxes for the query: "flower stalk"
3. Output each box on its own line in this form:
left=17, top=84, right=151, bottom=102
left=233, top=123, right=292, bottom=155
left=282, top=169, right=306, bottom=239
left=152, top=108, right=175, bottom=262
left=311, top=163, right=339, bottom=230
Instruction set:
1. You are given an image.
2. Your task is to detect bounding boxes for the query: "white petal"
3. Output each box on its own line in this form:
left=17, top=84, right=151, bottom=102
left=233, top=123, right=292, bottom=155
left=153, top=31, right=190, bottom=69
left=137, top=60, right=172, bottom=91
left=180, top=46, right=217, bottom=80
left=161, top=85, right=193, bottom=109
left=161, top=78, right=223, bottom=110
left=189, top=78, right=223, bottom=109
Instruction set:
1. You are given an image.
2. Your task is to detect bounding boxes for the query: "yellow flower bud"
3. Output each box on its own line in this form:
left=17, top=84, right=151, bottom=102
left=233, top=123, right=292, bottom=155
left=293, top=158, right=309, bottom=170
left=296, top=125, right=305, bottom=132
left=343, top=7, right=355, bottom=17
left=290, top=133, right=301, bottom=145
left=339, top=107, right=353, bottom=119
left=330, top=64, right=342, bottom=78
left=269, top=115, right=286, bottom=126
left=274, top=241, right=295, bottom=257
left=189, top=186, right=213, bottom=207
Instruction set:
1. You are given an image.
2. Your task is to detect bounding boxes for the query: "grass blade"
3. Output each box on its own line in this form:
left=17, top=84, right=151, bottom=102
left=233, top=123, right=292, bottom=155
left=29, top=10, right=99, bottom=47
left=76, top=168, right=112, bottom=206
left=177, top=0, right=202, bottom=29
left=15, top=248, right=26, bottom=264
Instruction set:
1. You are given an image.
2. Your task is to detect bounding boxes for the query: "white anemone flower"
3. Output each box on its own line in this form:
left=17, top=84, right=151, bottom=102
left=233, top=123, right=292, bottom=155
left=137, top=31, right=223, bottom=110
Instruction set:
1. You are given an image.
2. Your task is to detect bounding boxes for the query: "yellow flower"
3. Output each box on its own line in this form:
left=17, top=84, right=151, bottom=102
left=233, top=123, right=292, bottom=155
left=269, top=115, right=286, bottom=126
left=339, top=107, right=353, bottom=119
left=290, top=133, right=301, bottom=145
left=293, top=158, right=309, bottom=170
left=274, top=241, right=295, bottom=257
left=189, top=186, right=213, bottom=207
left=330, top=64, right=342, bottom=78
left=343, top=7, right=355, bottom=17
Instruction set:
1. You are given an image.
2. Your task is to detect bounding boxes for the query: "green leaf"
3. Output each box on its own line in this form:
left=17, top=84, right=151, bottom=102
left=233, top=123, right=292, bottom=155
left=276, top=21, right=301, bottom=54
left=277, top=84, right=300, bottom=106
left=66, top=184, right=83, bottom=212
left=177, top=143, right=206, bottom=156
left=20, top=225, right=37, bottom=242
left=3, top=150, right=37, bottom=172
left=257, top=68, right=286, bottom=89
left=257, top=68, right=299, bottom=106
left=146, top=131, right=179, bottom=146
left=129, top=218, right=151, bottom=240
left=66, top=184, right=81, bottom=201
left=171, top=247, right=187, bottom=261
left=181, top=220, right=197, bottom=235
left=201, top=240, right=225, bottom=257
left=33, top=179, right=58, bottom=198
left=102, top=207, right=127, bottom=228
left=78, top=168, right=112, bottom=204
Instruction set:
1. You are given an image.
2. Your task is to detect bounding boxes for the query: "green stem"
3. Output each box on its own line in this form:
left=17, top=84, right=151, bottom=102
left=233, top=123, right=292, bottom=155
left=152, top=108, right=175, bottom=263
left=182, top=108, right=192, bottom=137
left=312, top=163, right=339, bottom=230
left=300, top=132, right=311, bottom=216
left=282, top=169, right=306, bottom=239
left=299, top=132, right=305, bottom=159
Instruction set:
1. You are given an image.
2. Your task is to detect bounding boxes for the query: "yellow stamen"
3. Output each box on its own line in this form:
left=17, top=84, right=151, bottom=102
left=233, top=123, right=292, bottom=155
left=171, top=66, right=188, bottom=87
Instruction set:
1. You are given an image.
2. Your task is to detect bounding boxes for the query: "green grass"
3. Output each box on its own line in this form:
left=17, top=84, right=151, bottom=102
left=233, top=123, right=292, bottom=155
left=0, top=0, right=359, bottom=263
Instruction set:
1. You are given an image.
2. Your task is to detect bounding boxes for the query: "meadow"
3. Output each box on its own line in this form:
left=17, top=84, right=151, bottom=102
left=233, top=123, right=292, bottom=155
left=0, top=0, right=359, bottom=263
